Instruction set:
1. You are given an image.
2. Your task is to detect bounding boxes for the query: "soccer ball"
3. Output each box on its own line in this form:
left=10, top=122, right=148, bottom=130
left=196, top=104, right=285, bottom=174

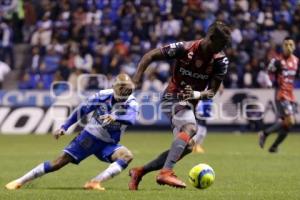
left=188, top=163, right=215, bottom=189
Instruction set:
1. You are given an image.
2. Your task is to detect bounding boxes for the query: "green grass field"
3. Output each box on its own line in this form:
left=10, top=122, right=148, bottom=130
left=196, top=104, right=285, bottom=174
left=1, top=132, right=300, bottom=200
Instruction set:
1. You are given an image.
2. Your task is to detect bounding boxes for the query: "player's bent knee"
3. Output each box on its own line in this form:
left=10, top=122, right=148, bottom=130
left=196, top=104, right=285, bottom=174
left=112, top=148, right=133, bottom=163
left=123, top=152, right=134, bottom=163
left=120, top=149, right=133, bottom=163
left=181, top=123, right=197, bottom=136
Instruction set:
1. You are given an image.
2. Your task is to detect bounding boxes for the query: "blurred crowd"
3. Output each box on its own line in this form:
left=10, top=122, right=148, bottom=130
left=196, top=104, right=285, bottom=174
left=0, top=0, right=300, bottom=90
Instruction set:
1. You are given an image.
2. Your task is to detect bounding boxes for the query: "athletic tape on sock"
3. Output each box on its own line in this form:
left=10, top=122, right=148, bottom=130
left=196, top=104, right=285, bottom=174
left=44, top=161, right=53, bottom=173
left=177, top=132, right=190, bottom=143
left=116, top=159, right=128, bottom=169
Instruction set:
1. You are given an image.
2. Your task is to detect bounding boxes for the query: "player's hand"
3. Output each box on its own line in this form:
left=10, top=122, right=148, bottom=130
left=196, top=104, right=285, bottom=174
left=100, top=114, right=116, bottom=127
left=53, top=128, right=66, bottom=140
left=202, top=90, right=215, bottom=99
left=181, top=85, right=194, bottom=100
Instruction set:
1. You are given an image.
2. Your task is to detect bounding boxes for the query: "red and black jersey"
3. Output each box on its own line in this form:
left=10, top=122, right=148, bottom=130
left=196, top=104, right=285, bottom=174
left=160, top=40, right=229, bottom=93
left=271, top=54, right=299, bottom=102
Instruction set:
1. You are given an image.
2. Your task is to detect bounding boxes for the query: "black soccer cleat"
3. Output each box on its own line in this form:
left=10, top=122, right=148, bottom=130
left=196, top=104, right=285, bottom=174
left=268, top=146, right=278, bottom=153
left=258, top=131, right=267, bottom=149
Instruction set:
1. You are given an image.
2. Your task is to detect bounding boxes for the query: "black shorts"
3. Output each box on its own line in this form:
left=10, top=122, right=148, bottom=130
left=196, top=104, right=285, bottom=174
left=275, top=100, right=297, bottom=118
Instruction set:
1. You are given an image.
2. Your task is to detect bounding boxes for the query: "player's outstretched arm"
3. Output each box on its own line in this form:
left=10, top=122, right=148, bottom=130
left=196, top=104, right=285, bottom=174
left=134, top=42, right=186, bottom=85
left=133, top=48, right=167, bottom=85
left=60, top=103, right=95, bottom=132
left=59, top=93, right=100, bottom=133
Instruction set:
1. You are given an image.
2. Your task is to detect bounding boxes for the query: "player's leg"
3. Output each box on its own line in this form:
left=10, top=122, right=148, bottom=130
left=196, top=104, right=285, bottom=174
left=85, top=145, right=133, bottom=191
left=156, top=106, right=197, bottom=188
left=129, top=124, right=194, bottom=190
left=128, top=146, right=193, bottom=190
left=129, top=100, right=196, bottom=189
left=128, top=149, right=169, bottom=190
left=269, top=114, right=295, bottom=153
left=192, top=120, right=207, bottom=153
left=135, top=125, right=192, bottom=175
left=128, top=99, right=175, bottom=190
left=193, top=100, right=212, bottom=153
left=130, top=106, right=197, bottom=189
left=259, top=100, right=289, bottom=148
left=5, top=153, right=73, bottom=190
left=156, top=124, right=196, bottom=187
left=96, top=146, right=133, bottom=182
left=5, top=130, right=102, bottom=190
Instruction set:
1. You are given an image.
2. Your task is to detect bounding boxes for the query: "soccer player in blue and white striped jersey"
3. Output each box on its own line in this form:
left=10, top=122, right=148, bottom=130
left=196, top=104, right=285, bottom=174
left=6, top=74, right=138, bottom=191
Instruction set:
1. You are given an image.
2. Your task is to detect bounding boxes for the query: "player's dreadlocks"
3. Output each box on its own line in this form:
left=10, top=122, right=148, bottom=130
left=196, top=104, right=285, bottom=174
left=206, top=21, right=231, bottom=47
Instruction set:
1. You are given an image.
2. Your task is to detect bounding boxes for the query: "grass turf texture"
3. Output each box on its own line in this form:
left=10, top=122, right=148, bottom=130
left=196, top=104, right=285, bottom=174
left=0, top=132, right=300, bottom=200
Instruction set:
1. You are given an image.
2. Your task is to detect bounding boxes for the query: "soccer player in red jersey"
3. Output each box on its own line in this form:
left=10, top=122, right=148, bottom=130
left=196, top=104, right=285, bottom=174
left=259, top=37, right=299, bottom=153
left=128, top=21, right=231, bottom=189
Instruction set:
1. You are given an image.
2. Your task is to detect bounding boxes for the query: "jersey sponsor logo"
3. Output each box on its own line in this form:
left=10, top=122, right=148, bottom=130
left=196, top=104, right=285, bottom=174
left=179, top=67, right=209, bottom=79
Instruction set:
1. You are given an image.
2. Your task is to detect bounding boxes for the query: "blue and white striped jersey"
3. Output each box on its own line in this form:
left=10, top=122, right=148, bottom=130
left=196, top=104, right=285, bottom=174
left=61, top=89, right=138, bottom=143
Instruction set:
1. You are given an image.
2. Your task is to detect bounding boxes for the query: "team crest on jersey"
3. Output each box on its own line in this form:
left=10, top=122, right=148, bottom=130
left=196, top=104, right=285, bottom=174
left=195, top=60, right=203, bottom=68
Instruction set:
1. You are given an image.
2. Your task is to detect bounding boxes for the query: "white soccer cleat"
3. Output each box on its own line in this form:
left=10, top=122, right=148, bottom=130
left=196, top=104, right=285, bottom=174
left=84, top=181, right=105, bottom=191
left=5, top=180, right=22, bottom=190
